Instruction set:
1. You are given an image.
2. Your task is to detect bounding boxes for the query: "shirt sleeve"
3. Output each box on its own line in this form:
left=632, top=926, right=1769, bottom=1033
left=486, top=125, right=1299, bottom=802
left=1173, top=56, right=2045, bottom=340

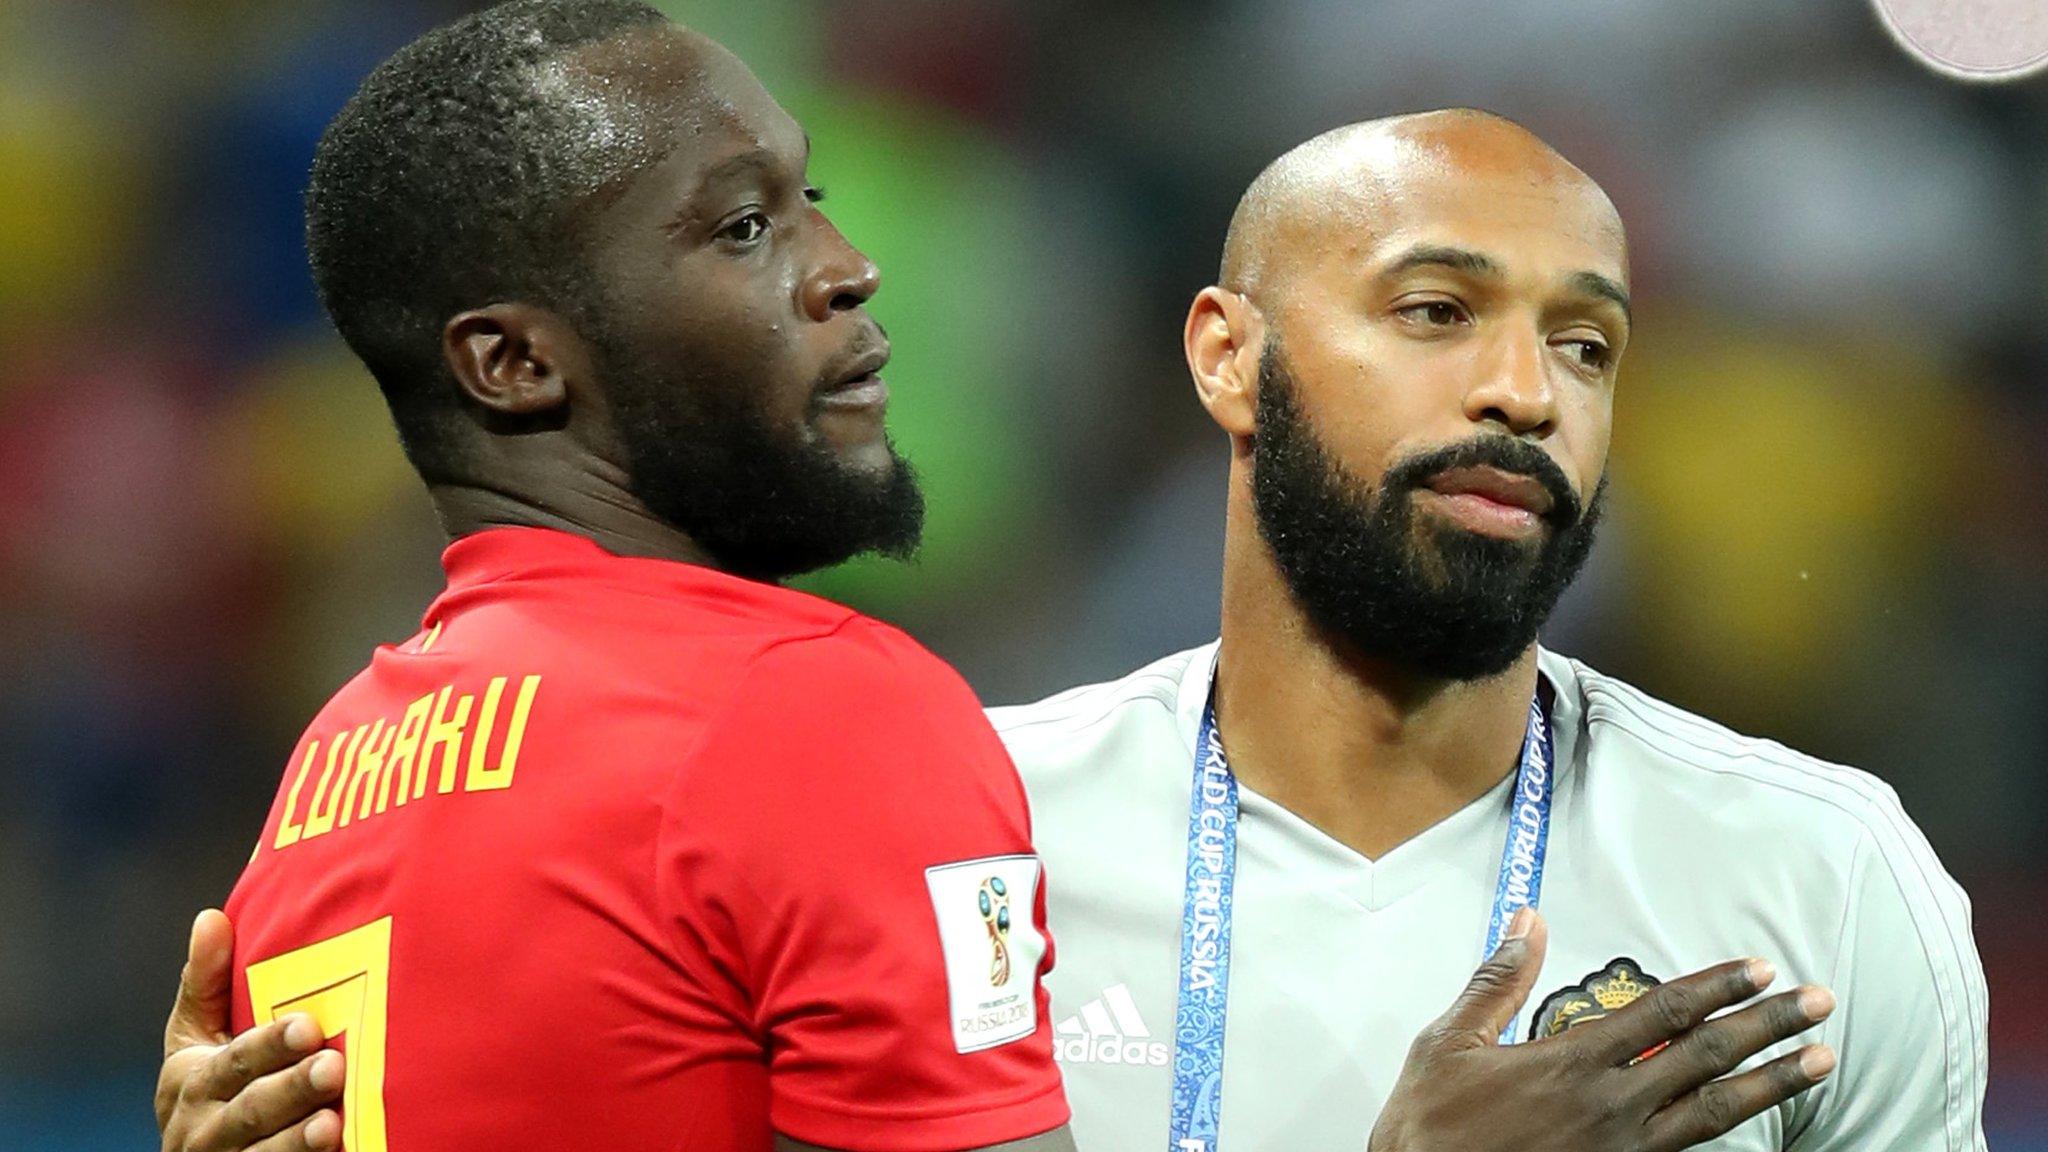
left=654, top=620, right=1069, bottom=1151
left=1789, top=824, right=1989, bottom=1151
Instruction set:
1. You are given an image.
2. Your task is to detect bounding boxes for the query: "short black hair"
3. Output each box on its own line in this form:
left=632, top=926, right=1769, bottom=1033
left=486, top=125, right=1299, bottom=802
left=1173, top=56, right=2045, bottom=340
left=306, top=0, right=670, bottom=480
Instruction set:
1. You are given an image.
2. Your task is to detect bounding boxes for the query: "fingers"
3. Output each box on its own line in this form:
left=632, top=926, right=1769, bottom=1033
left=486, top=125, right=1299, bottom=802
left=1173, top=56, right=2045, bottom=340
left=1643, top=1043, right=1836, bottom=1152
left=194, top=1051, right=344, bottom=1151
left=166, top=910, right=237, bottom=1057
left=158, top=1046, right=216, bottom=1133
left=1429, top=908, right=1550, bottom=1044
left=1628, top=985, right=1835, bottom=1106
left=191, top=1015, right=328, bottom=1104
left=243, top=1108, right=342, bottom=1152
left=1572, top=957, right=1773, bottom=1066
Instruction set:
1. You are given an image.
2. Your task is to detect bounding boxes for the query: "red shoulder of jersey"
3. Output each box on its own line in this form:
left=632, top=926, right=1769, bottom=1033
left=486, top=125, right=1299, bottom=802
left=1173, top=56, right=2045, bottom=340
left=657, top=615, right=1067, bottom=1150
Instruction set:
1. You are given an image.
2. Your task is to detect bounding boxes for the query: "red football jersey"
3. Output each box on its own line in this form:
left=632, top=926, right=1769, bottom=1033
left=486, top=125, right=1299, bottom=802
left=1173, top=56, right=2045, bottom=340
left=227, top=528, right=1068, bottom=1151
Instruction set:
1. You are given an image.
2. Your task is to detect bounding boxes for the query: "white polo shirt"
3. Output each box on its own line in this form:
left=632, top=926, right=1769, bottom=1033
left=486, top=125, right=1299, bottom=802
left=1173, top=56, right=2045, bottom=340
left=989, top=642, right=1988, bottom=1152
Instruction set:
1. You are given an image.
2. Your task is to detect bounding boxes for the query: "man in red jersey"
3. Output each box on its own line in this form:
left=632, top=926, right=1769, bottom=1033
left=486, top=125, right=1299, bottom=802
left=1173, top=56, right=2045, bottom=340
left=153, top=2, right=1073, bottom=1149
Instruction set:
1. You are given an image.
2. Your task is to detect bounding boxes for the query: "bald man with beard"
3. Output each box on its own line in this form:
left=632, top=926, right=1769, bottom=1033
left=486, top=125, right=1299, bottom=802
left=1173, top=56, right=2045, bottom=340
left=154, top=50, right=1982, bottom=1152
left=992, top=110, right=1984, bottom=1150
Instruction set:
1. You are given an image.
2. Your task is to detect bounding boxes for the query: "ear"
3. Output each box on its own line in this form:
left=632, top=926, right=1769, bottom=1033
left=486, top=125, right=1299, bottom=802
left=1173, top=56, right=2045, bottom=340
left=442, top=303, right=588, bottom=418
left=1184, top=286, right=1265, bottom=441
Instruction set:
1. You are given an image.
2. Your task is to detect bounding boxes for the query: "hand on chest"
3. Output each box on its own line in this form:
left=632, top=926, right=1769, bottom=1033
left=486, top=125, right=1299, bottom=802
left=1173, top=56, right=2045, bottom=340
left=1044, top=814, right=1809, bottom=1152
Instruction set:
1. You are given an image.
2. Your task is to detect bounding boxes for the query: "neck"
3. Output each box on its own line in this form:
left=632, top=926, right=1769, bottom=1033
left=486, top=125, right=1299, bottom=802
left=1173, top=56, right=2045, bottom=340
left=1213, top=472, right=1539, bottom=861
left=427, top=455, right=724, bottom=571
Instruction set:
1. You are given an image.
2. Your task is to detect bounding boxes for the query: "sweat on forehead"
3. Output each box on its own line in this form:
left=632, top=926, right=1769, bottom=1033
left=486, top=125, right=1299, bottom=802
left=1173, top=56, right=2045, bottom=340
left=534, top=21, right=755, bottom=198
left=1219, top=109, right=1617, bottom=296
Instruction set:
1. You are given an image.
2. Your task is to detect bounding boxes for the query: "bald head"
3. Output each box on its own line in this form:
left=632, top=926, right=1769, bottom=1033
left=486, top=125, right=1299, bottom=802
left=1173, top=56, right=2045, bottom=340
left=1220, top=110, right=1621, bottom=298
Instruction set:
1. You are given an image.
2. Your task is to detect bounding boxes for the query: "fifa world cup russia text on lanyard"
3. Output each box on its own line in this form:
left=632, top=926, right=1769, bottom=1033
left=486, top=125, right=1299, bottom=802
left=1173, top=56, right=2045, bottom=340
left=1165, top=689, right=1556, bottom=1152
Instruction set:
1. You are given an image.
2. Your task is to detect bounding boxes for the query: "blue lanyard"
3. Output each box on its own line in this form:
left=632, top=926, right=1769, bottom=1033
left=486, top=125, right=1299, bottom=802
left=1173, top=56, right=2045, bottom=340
left=1166, top=689, right=1555, bottom=1152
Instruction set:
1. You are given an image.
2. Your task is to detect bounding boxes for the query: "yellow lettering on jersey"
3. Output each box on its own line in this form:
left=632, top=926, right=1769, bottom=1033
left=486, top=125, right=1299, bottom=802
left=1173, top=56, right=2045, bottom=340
left=463, top=677, right=508, bottom=794
left=266, top=675, right=536, bottom=853
left=418, top=687, right=474, bottom=799
left=467, top=674, right=541, bottom=793
left=463, top=675, right=539, bottom=792
left=273, top=740, right=321, bottom=850
left=302, top=725, right=369, bottom=841
left=376, top=693, right=433, bottom=814
left=340, top=719, right=393, bottom=828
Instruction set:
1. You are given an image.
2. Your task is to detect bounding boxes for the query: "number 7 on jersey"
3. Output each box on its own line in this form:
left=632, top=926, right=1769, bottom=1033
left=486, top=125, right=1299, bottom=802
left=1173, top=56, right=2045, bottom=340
left=245, top=916, right=393, bottom=1152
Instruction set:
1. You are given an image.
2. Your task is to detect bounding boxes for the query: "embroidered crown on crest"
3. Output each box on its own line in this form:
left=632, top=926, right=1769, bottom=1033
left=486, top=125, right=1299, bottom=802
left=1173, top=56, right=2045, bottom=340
left=1591, top=966, right=1647, bottom=1010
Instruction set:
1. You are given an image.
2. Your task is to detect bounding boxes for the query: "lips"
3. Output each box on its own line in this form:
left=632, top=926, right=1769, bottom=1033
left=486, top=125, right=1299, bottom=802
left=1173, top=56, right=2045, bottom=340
left=819, top=343, right=891, bottom=396
left=815, top=342, right=891, bottom=413
left=1424, top=465, right=1555, bottom=517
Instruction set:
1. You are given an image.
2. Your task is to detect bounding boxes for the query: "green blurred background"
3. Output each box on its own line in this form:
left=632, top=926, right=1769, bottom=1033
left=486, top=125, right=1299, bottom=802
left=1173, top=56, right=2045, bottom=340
left=1, top=0, right=2045, bottom=1144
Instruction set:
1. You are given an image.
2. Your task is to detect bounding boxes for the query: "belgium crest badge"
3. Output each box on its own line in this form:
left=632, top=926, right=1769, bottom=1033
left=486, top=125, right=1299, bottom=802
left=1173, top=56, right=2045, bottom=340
left=1534, top=958, right=1663, bottom=1042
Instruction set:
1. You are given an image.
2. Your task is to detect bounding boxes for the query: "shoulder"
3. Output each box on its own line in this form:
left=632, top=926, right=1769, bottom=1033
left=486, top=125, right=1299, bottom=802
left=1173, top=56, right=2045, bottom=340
left=456, top=563, right=869, bottom=705
left=984, top=644, right=1210, bottom=788
left=659, top=613, right=1031, bottom=861
left=741, top=613, right=980, bottom=709
left=986, top=644, right=1204, bottom=743
left=683, top=615, right=1001, bottom=774
left=636, top=610, right=1001, bottom=800
left=1552, top=651, right=1973, bottom=935
left=1565, top=657, right=1912, bottom=839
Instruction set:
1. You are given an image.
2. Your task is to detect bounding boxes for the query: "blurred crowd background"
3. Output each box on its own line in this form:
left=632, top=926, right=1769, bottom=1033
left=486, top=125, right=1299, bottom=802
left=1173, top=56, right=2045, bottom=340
left=2, top=0, right=2044, bottom=1146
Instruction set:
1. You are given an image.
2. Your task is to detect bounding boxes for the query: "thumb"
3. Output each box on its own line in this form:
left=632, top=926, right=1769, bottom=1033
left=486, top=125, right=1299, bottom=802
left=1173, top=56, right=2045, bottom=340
left=164, top=908, right=235, bottom=1056
left=1434, top=908, right=1548, bottom=1043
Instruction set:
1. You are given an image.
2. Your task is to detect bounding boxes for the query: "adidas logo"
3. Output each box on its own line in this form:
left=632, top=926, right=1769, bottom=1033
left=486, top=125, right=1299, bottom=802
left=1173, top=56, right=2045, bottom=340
left=1054, top=983, right=1170, bottom=1066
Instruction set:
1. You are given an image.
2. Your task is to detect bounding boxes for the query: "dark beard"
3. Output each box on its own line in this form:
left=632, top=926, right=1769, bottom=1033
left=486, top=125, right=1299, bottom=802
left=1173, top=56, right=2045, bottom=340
left=1249, top=347, right=1605, bottom=681
left=590, top=332, right=925, bottom=583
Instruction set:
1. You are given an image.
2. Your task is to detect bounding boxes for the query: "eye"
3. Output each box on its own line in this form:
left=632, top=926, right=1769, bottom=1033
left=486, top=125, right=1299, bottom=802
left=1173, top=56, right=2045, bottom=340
left=804, top=185, right=827, bottom=205
left=1396, top=300, right=1468, bottom=327
left=718, top=210, right=770, bottom=245
left=1560, top=338, right=1612, bottom=370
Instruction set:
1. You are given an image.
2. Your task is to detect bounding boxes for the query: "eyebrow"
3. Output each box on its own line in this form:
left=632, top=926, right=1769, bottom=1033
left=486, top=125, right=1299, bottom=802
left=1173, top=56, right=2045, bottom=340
left=1381, top=244, right=1631, bottom=322
left=691, top=148, right=779, bottom=196
left=1567, top=270, right=1631, bottom=321
left=1383, top=244, right=1502, bottom=278
left=686, top=130, right=815, bottom=201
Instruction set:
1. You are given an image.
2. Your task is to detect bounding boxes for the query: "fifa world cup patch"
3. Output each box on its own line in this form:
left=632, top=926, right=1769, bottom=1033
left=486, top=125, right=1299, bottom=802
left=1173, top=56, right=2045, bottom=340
left=925, top=855, right=1045, bottom=1053
left=1534, top=957, right=1665, bottom=1050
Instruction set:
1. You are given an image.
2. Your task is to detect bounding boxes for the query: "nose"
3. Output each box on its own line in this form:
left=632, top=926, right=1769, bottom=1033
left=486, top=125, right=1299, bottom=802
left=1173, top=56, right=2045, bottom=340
left=1463, top=328, right=1558, bottom=437
left=799, top=222, right=881, bottom=322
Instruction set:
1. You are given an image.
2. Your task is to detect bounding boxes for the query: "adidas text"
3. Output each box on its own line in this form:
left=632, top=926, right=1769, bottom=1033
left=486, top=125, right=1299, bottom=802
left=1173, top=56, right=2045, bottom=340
left=1056, top=1033, right=1170, bottom=1066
